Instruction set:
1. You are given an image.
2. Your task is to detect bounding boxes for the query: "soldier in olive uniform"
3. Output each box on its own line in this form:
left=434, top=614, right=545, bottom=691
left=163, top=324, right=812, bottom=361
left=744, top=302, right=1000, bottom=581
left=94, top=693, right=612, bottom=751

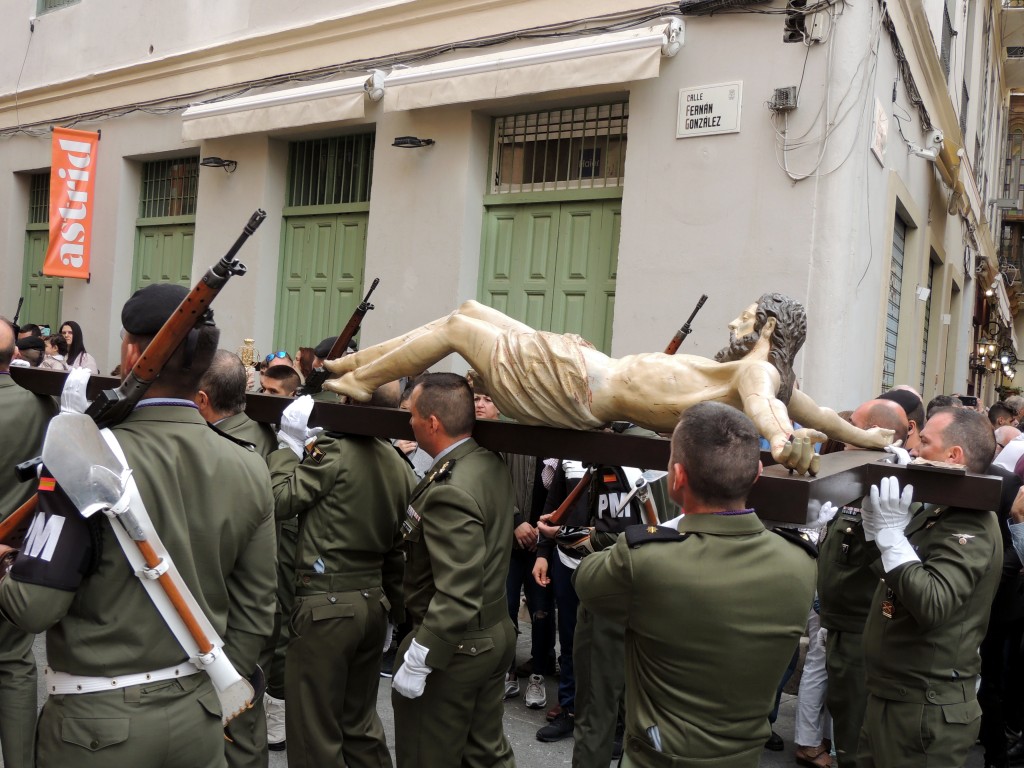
left=391, top=373, right=516, bottom=768
left=817, top=399, right=908, bottom=768
left=858, top=407, right=1002, bottom=768
left=196, top=349, right=278, bottom=768
left=0, top=318, right=56, bottom=768
left=574, top=402, right=817, bottom=767
left=268, top=388, right=415, bottom=768
left=0, top=284, right=277, bottom=768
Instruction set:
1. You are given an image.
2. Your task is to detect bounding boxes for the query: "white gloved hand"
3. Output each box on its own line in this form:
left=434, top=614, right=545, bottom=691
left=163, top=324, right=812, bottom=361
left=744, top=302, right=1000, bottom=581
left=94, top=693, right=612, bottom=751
left=60, top=367, right=92, bottom=414
left=383, top=622, right=395, bottom=654
left=392, top=639, right=431, bottom=699
left=276, top=395, right=323, bottom=458
left=869, top=476, right=919, bottom=572
left=884, top=444, right=912, bottom=466
left=860, top=492, right=880, bottom=542
left=810, top=501, right=838, bottom=530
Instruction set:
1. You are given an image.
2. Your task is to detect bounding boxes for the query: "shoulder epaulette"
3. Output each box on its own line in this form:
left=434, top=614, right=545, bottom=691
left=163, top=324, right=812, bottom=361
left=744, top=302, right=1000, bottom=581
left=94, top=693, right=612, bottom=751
left=323, top=430, right=346, bottom=439
left=772, top=526, right=818, bottom=559
left=431, top=458, right=456, bottom=483
left=206, top=421, right=256, bottom=452
left=625, top=523, right=688, bottom=548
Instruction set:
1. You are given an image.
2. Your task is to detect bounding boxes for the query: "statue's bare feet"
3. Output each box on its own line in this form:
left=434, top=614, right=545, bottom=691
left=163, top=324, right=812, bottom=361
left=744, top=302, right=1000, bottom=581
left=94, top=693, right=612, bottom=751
left=324, top=354, right=359, bottom=377
left=323, top=373, right=373, bottom=402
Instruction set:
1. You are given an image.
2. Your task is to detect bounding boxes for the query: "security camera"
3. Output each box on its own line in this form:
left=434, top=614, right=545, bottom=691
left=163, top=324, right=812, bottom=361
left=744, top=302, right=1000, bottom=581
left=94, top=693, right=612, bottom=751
left=925, top=129, right=944, bottom=148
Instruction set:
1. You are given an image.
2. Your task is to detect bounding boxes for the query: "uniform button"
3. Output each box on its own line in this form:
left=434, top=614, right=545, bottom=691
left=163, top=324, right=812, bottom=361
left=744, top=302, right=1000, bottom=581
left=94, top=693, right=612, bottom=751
left=470, top=646, right=477, bottom=653
left=362, top=591, right=369, bottom=599
left=90, top=740, right=99, bottom=749
left=927, top=691, right=936, bottom=700
left=898, top=687, right=906, bottom=696
left=328, top=596, right=337, bottom=604
left=457, top=644, right=464, bottom=650
left=845, top=527, right=853, bottom=534
left=302, top=575, right=311, bottom=584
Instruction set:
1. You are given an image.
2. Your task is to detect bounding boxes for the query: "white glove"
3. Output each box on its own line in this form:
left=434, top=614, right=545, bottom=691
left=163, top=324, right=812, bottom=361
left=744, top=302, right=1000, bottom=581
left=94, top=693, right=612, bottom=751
left=276, top=395, right=323, bottom=458
left=60, top=367, right=92, bottom=414
left=810, top=501, right=838, bottom=530
left=884, top=444, right=912, bottom=466
left=392, top=639, right=431, bottom=699
left=867, top=476, right=919, bottom=572
left=383, top=622, right=395, bottom=654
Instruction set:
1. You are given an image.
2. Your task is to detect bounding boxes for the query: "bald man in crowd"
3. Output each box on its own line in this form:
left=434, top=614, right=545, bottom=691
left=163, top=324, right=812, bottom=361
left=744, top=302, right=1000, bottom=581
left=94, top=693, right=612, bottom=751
left=816, top=399, right=908, bottom=767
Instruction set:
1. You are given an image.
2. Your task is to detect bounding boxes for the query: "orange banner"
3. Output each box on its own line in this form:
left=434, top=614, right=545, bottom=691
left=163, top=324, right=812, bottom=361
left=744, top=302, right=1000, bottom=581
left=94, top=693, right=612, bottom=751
left=43, top=127, right=99, bottom=279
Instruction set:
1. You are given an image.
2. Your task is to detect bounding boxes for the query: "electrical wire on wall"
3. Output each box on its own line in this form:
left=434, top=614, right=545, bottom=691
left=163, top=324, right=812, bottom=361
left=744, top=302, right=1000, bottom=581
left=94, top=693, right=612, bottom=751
left=0, top=3, right=679, bottom=139
left=768, top=0, right=884, bottom=182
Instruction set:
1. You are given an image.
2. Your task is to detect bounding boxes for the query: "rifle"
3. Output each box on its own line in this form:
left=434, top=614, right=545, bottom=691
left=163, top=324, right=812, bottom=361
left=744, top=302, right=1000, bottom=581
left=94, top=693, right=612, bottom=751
left=664, top=294, right=708, bottom=354
left=546, top=465, right=596, bottom=526
left=0, top=209, right=265, bottom=546
left=300, top=277, right=379, bottom=395
left=11, top=297, right=24, bottom=334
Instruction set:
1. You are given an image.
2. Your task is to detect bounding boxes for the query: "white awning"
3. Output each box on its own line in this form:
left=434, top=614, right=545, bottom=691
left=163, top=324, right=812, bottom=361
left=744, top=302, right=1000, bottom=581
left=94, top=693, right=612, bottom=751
left=181, top=76, right=367, bottom=141
left=996, top=278, right=1013, bottom=327
left=382, top=22, right=678, bottom=113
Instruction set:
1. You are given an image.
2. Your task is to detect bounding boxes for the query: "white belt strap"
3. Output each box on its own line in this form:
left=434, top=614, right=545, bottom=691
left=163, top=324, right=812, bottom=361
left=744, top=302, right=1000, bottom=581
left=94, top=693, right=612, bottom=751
left=45, top=662, right=200, bottom=695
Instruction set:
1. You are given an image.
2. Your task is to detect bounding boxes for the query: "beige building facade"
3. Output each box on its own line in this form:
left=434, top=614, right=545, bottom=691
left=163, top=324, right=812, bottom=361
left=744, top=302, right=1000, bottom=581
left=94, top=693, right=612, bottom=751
left=0, top=0, right=1019, bottom=410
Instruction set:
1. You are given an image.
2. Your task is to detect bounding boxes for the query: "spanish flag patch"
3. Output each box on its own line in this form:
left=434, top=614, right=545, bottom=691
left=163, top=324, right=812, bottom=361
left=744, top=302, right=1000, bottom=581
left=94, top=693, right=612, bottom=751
left=38, top=477, right=56, bottom=492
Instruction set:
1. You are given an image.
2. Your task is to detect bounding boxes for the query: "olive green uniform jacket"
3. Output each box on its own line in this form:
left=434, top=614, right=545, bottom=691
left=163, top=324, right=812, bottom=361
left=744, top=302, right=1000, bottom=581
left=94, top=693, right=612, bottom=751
left=574, top=512, right=817, bottom=768
left=0, top=372, right=55, bottom=768
left=859, top=504, right=1001, bottom=768
left=217, top=411, right=277, bottom=457
left=393, top=438, right=516, bottom=768
left=0, top=404, right=277, bottom=768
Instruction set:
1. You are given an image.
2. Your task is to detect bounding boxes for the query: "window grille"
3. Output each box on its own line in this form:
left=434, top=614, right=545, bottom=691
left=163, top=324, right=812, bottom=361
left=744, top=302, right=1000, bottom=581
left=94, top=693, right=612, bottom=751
left=940, top=4, right=954, bottom=79
left=39, top=0, right=78, bottom=11
left=287, top=133, right=375, bottom=207
left=29, top=173, right=49, bottom=225
left=882, top=216, right=907, bottom=392
left=138, top=158, right=199, bottom=219
left=491, top=102, right=628, bottom=194
left=1008, top=47, right=1024, bottom=58
left=960, top=82, right=969, bottom=139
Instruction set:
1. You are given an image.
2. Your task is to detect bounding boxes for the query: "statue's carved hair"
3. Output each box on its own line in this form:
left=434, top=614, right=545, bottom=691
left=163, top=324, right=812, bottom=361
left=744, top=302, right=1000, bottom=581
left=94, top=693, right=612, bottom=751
left=755, top=293, right=806, bottom=405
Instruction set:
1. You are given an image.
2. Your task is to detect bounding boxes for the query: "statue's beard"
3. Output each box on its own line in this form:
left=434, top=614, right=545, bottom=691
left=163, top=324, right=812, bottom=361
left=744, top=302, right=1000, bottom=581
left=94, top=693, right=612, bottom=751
left=714, top=331, right=759, bottom=363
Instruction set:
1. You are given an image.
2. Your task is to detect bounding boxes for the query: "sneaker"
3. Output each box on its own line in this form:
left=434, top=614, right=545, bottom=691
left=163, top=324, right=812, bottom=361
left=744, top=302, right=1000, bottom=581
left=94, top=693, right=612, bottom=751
left=524, top=674, right=547, bottom=709
left=536, top=709, right=574, bottom=742
left=380, top=646, right=397, bottom=678
left=265, top=694, right=286, bottom=751
left=503, top=671, right=520, bottom=700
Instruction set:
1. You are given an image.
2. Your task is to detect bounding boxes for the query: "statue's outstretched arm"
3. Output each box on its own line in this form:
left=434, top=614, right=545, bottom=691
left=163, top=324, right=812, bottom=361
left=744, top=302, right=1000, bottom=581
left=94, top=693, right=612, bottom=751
left=737, top=365, right=823, bottom=474
left=787, top=390, right=894, bottom=449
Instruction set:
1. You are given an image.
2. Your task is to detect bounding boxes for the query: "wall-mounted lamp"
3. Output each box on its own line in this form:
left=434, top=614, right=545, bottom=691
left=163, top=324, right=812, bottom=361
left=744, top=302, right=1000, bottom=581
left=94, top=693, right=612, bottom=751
left=200, top=156, right=238, bottom=173
left=985, top=285, right=995, bottom=297
left=392, top=136, right=435, bottom=149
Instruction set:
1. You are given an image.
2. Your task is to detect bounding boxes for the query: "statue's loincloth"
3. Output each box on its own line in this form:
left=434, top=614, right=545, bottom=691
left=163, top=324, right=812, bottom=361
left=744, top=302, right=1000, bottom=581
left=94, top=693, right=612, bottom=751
left=487, top=331, right=605, bottom=430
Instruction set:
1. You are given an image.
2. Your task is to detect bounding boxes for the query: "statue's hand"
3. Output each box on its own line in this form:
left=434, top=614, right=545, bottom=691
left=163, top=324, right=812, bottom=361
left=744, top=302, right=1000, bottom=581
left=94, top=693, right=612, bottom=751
left=771, top=429, right=826, bottom=476
left=860, top=426, right=895, bottom=449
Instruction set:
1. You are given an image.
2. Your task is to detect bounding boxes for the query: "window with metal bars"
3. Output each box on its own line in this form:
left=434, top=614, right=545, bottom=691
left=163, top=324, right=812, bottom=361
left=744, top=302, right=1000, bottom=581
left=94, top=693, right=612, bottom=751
left=1004, top=129, right=1023, bottom=209
left=882, top=216, right=907, bottom=392
left=138, top=158, right=199, bottom=219
left=1008, top=47, right=1024, bottom=58
left=940, top=4, right=954, bottom=79
left=286, top=134, right=375, bottom=207
left=39, top=0, right=78, bottom=12
left=960, top=82, right=969, bottom=139
left=490, top=102, right=628, bottom=194
left=29, top=173, right=49, bottom=225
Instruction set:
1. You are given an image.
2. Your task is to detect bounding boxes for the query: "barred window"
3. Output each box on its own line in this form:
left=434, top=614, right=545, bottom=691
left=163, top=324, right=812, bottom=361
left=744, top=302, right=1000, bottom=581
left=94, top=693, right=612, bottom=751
left=883, top=216, right=907, bottom=392
left=138, top=158, right=199, bottom=219
left=491, top=102, right=628, bottom=194
left=287, top=133, right=375, bottom=207
left=39, top=0, right=78, bottom=12
left=29, top=173, right=49, bottom=225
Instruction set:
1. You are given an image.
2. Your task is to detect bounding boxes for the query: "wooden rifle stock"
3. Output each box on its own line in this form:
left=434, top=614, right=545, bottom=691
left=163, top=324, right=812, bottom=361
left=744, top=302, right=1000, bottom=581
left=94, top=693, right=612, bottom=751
left=546, top=466, right=596, bottom=526
left=664, top=294, right=708, bottom=354
left=2, top=211, right=265, bottom=546
left=301, top=277, right=380, bottom=395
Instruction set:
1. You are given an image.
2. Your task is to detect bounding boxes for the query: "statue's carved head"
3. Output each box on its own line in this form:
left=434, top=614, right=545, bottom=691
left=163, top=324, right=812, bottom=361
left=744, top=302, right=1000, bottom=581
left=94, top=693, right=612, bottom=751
left=755, top=292, right=806, bottom=404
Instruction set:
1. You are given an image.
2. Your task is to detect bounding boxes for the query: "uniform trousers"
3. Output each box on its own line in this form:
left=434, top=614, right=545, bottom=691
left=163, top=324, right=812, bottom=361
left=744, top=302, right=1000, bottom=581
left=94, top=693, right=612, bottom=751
left=795, top=609, right=832, bottom=748
left=36, top=673, right=224, bottom=768
left=392, top=620, right=516, bottom=768
left=267, top=519, right=298, bottom=699
left=857, top=693, right=981, bottom=768
left=0, top=623, right=36, bottom=768
left=285, top=587, right=392, bottom=768
left=572, top=604, right=625, bottom=768
left=825, top=629, right=866, bottom=768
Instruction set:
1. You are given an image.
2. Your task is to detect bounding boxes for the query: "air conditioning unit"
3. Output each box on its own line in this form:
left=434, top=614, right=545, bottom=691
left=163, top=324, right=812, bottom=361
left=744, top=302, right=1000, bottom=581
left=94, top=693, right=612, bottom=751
left=770, top=86, right=798, bottom=112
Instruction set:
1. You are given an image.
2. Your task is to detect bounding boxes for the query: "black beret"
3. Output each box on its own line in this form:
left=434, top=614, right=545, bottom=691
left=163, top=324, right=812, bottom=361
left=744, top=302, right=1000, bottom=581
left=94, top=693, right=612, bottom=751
left=878, top=389, right=923, bottom=420
left=314, top=336, right=357, bottom=359
left=121, top=284, right=213, bottom=335
left=16, top=336, right=44, bottom=352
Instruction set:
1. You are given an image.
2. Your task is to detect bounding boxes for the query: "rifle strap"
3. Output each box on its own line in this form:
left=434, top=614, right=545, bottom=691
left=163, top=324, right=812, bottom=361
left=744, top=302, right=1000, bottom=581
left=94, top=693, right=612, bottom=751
left=98, top=429, right=227, bottom=669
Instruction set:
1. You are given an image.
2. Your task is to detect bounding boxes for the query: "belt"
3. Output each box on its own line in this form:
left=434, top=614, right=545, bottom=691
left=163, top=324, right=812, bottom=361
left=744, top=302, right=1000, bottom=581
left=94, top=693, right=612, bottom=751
left=295, top=570, right=381, bottom=593
left=45, top=662, right=200, bottom=694
left=466, top=596, right=508, bottom=631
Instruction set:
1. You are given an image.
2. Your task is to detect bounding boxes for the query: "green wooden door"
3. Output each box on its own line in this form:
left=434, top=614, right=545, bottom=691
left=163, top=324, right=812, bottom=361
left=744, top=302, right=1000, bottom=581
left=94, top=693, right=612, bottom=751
left=132, top=224, right=195, bottom=291
left=276, top=213, right=368, bottom=353
left=480, top=200, right=620, bottom=352
left=21, top=229, right=63, bottom=332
